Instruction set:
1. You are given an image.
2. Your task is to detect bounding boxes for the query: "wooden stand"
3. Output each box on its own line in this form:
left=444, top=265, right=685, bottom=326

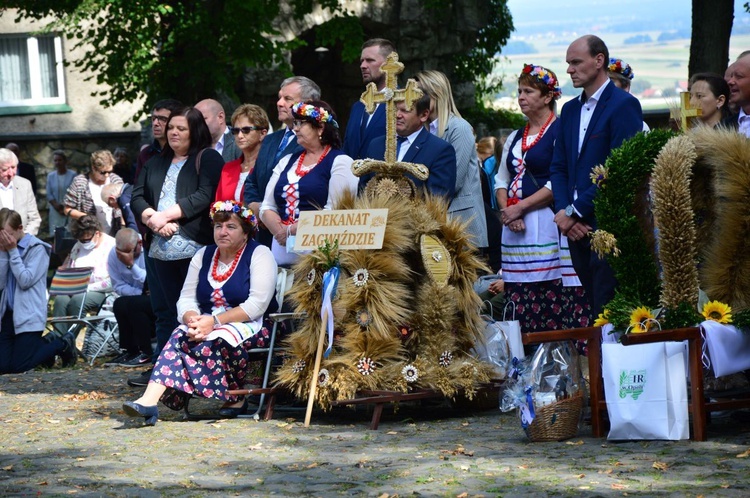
left=331, top=381, right=504, bottom=430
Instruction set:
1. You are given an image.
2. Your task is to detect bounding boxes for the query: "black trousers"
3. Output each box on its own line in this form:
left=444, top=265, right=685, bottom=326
left=568, top=236, right=616, bottom=317
left=113, top=294, right=156, bottom=355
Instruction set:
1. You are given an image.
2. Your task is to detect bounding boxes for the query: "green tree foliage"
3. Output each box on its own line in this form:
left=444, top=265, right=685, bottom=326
left=452, top=0, right=514, bottom=101
left=6, top=0, right=354, bottom=119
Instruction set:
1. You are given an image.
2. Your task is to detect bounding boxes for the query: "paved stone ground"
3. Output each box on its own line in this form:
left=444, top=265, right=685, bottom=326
left=2, top=363, right=750, bottom=497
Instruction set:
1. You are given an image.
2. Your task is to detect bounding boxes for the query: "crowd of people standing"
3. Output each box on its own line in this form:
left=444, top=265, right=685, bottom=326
left=2, top=33, right=749, bottom=424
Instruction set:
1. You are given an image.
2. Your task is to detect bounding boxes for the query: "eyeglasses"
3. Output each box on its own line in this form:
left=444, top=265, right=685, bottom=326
left=151, top=115, right=169, bottom=124
left=95, top=169, right=113, bottom=176
left=230, top=126, right=264, bottom=135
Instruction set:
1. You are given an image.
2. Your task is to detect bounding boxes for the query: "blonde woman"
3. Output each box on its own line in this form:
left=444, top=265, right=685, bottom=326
left=63, top=150, right=123, bottom=235
left=413, top=70, right=488, bottom=251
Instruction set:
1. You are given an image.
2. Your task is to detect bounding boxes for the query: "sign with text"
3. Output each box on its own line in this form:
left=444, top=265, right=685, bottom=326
left=294, top=209, right=388, bottom=251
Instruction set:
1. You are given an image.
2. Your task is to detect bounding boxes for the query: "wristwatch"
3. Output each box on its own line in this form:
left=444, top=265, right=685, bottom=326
left=565, top=204, right=575, bottom=217
left=213, top=315, right=221, bottom=328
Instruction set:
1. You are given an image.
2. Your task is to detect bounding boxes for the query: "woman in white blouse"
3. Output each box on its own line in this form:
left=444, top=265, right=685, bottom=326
left=260, top=101, right=358, bottom=266
left=123, top=201, right=277, bottom=425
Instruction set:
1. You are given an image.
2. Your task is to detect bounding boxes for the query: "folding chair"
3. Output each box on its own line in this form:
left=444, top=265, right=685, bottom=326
left=46, top=267, right=117, bottom=365
left=242, top=266, right=296, bottom=419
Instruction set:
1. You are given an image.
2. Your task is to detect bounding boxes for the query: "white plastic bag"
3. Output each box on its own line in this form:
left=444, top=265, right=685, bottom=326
left=602, top=341, right=689, bottom=440
left=701, top=321, right=750, bottom=378
left=472, top=314, right=512, bottom=378
left=498, top=301, right=525, bottom=361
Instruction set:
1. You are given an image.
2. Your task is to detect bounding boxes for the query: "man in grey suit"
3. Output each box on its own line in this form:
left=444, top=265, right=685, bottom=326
left=195, top=98, right=241, bottom=162
left=244, top=76, right=321, bottom=247
left=0, top=149, right=41, bottom=236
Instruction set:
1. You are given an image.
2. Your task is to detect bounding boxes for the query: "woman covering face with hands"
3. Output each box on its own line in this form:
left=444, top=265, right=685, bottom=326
left=0, top=209, right=77, bottom=373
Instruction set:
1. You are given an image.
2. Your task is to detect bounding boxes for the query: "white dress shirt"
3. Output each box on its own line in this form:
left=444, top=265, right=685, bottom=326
left=396, top=128, right=424, bottom=162
left=578, top=79, right=611, bottom=154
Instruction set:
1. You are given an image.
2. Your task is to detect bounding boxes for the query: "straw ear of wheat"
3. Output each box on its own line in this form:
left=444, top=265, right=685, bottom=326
left=650, top=134, right=699, bottom=308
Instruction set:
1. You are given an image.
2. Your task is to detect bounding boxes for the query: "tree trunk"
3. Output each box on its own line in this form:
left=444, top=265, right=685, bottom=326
left=689, top=0, right=734, bottom=77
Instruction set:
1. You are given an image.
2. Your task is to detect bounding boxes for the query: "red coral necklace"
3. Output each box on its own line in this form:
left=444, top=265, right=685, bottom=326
left=295, top=145, right=331, bottom=178
left=521, top=112, right=555, bottom=153
left=211, top=244, right=245, bottom=282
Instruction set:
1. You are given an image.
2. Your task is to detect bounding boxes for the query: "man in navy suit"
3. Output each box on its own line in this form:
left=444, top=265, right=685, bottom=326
left=342, top=38, right=396, bottom=160
left=360, top=95, right=456, bottom=199
left=550, top=35, right=642, bottom=315
left=244, top=76, right=320, bottom=247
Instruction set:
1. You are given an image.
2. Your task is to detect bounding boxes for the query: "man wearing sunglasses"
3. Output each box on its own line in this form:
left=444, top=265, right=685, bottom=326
left=135, top=99, right=183, bottom=182
left=195, top=98, right=241, bottom=162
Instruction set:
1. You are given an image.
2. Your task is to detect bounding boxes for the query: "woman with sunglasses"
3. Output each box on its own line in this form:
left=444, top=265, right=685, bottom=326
left=215, top=104, right=269, bottom=202
left=260, top=101, right=358, bottom=266
left=63, top=150, right=123, bottom=236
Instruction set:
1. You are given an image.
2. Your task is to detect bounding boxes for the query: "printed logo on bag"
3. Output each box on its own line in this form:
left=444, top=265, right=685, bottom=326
left=618, top=369, right=646, bottom=399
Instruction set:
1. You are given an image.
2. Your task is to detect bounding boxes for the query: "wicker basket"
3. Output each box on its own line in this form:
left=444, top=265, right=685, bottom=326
left=524, top=391, right=584, bottom=442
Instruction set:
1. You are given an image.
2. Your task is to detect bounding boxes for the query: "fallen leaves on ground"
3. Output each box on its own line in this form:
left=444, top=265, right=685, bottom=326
left=440, top=445, right=474, bottom=457
left=736, top=448, right=750, bottom=458
left=566, top=440, right=585, bottom=446
left=62, top=391, right=108, bottom=401
left=652, top=461, right=669, bottom=471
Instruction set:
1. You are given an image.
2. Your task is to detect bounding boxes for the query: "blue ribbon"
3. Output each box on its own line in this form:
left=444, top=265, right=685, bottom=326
left=521, top=386, right=536, bottom=428
left=320, top=266, right=340, bottom=358
left=509, top=357, right=521, bottom=380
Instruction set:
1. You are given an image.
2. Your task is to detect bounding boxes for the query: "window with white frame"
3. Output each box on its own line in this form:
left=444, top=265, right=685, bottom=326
left=0, top=34, right=66, bottom=108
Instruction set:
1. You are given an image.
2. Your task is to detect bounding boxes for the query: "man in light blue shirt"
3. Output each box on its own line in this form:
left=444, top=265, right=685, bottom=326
left=107, top=228, right=154, bottom=368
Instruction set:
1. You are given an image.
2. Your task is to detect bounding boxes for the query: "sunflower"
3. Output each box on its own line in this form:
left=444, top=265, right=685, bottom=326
left=629, top=306, right=655, bottom=333
left=701, top=300, right=733, bottom=324
left=593, top=309, right=610, bottom=327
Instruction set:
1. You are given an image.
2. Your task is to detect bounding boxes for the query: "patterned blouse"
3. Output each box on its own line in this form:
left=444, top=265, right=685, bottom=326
left=149, top=160, right=203, bottom=261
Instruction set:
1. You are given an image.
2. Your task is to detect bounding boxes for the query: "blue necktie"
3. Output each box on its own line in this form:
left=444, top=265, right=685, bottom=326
left=275, top=129, right=293, bottom=164
left=396, top=136, right=407, bottom=160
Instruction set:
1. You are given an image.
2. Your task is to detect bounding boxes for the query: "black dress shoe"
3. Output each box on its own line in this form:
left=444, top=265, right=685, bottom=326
left=127, top=368, right=153, bottom=387
left=59, top=333, right=77, bottom=368
left=122, top=401, right=158, bottom=426
left=218, top=399, right=248, bottom=419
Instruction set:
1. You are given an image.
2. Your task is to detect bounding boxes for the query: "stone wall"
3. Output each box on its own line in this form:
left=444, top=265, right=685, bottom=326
left=241, top=0, right=492, bottom=130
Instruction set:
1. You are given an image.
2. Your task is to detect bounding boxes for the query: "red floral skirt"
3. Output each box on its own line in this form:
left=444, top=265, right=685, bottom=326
left=505, top=279, right=592, bottom=333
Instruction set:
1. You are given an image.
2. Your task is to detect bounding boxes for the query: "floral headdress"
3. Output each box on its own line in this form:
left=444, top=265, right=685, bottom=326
left=210, top=200, right=257, bottom=228
left=608, top=58, right=634, bottom=80
left=292, top=102, right=339, bottom=128
left=521, top=64, right=562, bottom=100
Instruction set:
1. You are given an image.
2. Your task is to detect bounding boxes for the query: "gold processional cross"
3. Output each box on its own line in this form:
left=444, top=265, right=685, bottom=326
left=670, top=91, right=702, bottom=131
left=350, top=52, right=453, bottom=286
left=351, top=52, right=430, bottom=199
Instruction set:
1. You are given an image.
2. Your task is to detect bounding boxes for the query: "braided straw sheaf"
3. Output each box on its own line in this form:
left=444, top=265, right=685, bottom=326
left=691, top=126, right=750, bottom=310
left=650, top=134, right=699, bottom=308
